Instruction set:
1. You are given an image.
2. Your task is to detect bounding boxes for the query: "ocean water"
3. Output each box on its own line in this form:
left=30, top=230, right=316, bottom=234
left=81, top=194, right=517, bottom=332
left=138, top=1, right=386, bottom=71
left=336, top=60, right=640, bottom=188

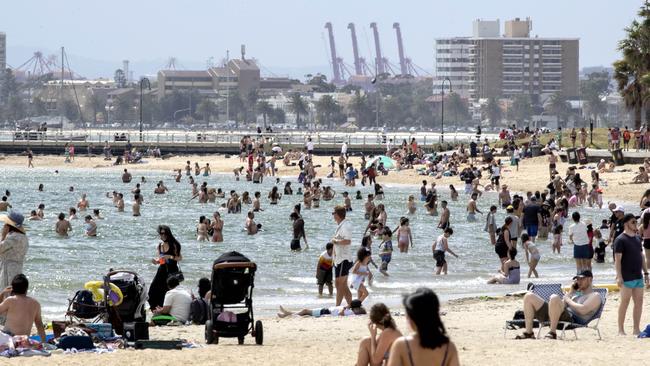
left=1, top=167, right=617, bottom=318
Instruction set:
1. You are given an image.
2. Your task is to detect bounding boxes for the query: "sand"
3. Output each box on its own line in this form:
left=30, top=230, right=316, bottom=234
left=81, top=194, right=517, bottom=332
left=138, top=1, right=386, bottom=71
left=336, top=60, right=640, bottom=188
left=1, top=151, right=647, bottom=205
left=3, top=291, right=650, bottom=365
left=2, top=151, right=650, bottom=364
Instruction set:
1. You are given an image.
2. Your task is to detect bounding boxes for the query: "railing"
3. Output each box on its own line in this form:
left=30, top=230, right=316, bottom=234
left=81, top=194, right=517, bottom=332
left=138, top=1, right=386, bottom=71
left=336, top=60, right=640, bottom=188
left=0, top=129, right=497, bottom=148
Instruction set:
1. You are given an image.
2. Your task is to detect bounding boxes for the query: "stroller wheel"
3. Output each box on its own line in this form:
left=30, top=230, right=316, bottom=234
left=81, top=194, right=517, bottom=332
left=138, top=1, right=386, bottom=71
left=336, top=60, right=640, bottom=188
left=238, top=336, right=245, bottom=345
left=255, top=320, right=263, bottom=345
left=205, top=320, right=215, bottom=344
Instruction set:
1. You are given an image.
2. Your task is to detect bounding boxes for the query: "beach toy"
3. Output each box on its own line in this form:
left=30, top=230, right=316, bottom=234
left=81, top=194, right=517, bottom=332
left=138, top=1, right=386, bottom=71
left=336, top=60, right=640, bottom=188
left=151, top=314, right=176, bottom=326
left=84, top=281, right=123, bottom=306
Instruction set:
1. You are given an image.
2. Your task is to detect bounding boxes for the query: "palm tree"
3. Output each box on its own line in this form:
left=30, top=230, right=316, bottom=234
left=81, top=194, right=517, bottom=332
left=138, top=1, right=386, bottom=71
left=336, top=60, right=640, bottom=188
left=510, top=94, right=533, bottom=126
left=87, top=92, right=105, bottom=124
left=256, top=100, right=274, bottom=128
left=315, top=95, right=340, bottom=129
left=613, top=1, right=650, bottom=129
left=289, top=92, right=308, bottom=128
left=196, top=99, right=218, bottom=127
left=349, top=91, right=372, bottom=127
left=546, top=92, right=570, bottom=127
left=481, top=97, right=502, bottom=127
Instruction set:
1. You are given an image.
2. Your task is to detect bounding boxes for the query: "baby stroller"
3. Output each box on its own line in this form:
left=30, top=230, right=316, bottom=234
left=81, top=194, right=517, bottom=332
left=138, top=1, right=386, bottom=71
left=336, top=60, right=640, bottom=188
left=205, top=251, right=263, bottom=345
left=106, top=270, right=148, bottom=335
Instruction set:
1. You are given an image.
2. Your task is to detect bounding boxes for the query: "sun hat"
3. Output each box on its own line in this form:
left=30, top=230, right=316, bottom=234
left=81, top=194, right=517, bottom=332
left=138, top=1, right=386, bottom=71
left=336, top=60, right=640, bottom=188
left=0, top=211, right=26, bottom=233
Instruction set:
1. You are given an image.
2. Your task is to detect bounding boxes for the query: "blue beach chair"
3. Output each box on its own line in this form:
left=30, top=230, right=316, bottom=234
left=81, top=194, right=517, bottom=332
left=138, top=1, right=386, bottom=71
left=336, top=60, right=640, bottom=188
left=503, top=283, right=563, bottom=338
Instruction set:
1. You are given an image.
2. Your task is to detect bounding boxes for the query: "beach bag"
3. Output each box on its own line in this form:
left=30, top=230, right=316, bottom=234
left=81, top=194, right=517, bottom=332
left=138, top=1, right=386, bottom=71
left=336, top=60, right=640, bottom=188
left=190, top=298, right=209, bottom=325
left=73, top=290, right=97, bottom=318
left=58, top=335, right=94, bottom=350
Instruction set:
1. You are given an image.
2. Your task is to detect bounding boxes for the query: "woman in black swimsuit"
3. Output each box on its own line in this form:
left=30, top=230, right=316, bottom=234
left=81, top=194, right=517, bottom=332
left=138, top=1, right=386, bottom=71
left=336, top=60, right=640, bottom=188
left=147, top=225, right=183, bottom=309
left=386, top=288, right=459, bottom=366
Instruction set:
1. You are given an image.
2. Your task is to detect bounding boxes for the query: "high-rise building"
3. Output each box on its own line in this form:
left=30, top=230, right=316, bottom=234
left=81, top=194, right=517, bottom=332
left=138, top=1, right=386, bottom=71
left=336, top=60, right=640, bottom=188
left=0, top=32, right=6, bottom=72
left=435, top=18, right=579, bottom=103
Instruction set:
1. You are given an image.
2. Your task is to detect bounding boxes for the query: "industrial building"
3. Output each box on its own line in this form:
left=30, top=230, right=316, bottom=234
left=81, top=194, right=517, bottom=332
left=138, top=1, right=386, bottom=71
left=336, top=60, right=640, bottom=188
left=434, top=18, right=579, bottom=103
left=157, top=47, right=292, bottom=100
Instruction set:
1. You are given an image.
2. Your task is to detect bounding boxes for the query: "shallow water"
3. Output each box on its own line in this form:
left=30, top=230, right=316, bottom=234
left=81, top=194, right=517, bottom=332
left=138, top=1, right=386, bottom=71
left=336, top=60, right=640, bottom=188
left=1, top=167, right=617, bottom=318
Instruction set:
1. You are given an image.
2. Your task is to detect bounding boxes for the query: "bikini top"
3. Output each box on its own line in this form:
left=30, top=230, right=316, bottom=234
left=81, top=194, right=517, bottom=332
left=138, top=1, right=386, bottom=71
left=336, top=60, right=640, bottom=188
left=405, top=339, right=449, bottom=366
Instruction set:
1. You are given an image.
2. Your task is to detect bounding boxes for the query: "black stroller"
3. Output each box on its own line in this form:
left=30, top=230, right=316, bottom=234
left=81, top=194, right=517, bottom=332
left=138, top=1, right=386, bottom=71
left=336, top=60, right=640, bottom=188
left=106, top=270, right=148, bottom=335
left=205, top=251, right=263, bottom=345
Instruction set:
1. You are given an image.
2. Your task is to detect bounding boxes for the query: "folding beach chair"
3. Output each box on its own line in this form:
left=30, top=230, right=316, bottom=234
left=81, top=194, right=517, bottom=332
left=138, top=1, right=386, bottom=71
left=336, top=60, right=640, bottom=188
left=503, top=283, right=563, bottom=338
left=546, top=288, right=608, bottom=340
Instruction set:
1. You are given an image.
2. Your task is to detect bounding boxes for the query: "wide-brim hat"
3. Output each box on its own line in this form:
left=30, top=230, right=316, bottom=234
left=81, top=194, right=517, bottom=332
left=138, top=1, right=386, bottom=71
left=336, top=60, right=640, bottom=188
left=0, top=211, right=26, bottom=233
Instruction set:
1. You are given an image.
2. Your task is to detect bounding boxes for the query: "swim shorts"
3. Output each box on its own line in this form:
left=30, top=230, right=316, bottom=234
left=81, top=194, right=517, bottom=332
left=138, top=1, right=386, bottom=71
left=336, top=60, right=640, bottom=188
left=623, top=278, right=644, bottom=289
left=290, top=239, right=301, bottom=251
left=334, top=260, right=353, bottom=278
left=526, top=225, right=538, bottom=237
left=573, top=244, right=591, bottom=259
left=316, top=268, right=332, bottom=285
left=433, top=250, right=446, bottom=267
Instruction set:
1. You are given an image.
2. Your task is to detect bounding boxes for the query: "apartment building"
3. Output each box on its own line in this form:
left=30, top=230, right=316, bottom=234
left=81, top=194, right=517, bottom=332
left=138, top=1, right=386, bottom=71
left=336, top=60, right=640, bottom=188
left=435, top=18, right=579, bottom=103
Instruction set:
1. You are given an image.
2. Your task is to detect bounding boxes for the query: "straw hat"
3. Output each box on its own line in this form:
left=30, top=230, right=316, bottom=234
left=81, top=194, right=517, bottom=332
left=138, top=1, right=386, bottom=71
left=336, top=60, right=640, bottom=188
left=0, top=211, right=26, bottom=234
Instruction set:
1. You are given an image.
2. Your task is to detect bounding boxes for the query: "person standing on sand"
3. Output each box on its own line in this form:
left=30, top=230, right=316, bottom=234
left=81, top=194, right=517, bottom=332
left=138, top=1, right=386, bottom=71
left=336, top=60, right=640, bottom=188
left=548, top=152, right=557, bottom=178
left=614, top=213, right=649, bottom=336
left=26, top=148, right=34, bottom=168
left=0, top=212, right=29, bottom=293
left=331, top=205, right=353, bottom=307
left=55, top=213, right=72, bottom=237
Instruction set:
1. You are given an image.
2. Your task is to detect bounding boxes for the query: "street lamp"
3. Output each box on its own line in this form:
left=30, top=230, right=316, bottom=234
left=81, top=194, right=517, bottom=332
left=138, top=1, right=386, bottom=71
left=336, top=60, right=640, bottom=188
left=440, top=77, right=452, bottom=144
left=371, top=63, right=381, bottom=129
left=139, top=77, right=151, bottom=142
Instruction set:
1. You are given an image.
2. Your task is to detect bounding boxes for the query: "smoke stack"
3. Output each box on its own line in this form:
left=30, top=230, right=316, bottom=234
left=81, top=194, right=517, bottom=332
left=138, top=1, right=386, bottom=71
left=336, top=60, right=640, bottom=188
left=241, top=45, right=246, bottom=61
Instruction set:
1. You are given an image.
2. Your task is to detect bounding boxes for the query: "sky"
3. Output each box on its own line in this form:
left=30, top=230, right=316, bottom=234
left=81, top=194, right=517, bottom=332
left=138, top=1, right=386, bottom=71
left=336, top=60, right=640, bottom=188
left=0, top=0, right=643, bottom=79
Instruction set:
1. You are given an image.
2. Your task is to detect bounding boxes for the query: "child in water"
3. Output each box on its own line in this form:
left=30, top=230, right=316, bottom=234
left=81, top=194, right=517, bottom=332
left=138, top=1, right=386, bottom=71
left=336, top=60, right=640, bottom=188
left=350, top=248, right=372, bottom=302
left=522, top=233, right=540, bottom=278
left=552, top=225, right=563, bottom=254
left=593, top=229, right=607, bottom=263
left=378, top=228, right=393, bottom=276
left=395, top=217, right=413, bottom=253
left=407, top=195, right=416, bottom=214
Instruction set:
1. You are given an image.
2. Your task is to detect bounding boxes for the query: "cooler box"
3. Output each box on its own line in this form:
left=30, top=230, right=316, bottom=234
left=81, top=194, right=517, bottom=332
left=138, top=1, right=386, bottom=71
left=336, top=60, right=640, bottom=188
left=123, top=322, right=149, bottom=341
left=576, top=148, right=588, bottom=165
left=566, top=148, right=578, bottom=164
left=611, top=149, right=625, bottom=166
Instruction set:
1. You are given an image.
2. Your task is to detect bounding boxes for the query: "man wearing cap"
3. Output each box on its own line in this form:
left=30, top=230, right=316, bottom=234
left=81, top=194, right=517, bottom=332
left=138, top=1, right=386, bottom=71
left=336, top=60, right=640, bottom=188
left=331, top=205, right=353, bottom=307
left=0, top=211, right=29, bottom=293
left=517, top=270, right=602, bottom=340
left=609, top=206, right=626, bottom=249
left=614, top=213, right=649, bottom=335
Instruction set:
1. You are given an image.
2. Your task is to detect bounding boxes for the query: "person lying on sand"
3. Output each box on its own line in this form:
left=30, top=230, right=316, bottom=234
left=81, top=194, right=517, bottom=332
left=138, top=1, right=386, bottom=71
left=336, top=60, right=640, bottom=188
left=277, top=299, right=366, bottom=318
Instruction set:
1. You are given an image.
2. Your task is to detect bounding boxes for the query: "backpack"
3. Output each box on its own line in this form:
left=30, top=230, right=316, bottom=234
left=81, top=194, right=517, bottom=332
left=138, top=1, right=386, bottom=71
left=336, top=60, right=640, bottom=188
left=190, top=298, right=209, bottom=325
left=73, top=290, right=98, bottom=318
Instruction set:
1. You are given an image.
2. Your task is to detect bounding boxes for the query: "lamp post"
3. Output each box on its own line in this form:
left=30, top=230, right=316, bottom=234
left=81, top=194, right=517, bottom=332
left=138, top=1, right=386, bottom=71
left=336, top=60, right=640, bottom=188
left=371, top=63, right=381, bottom=129
left=139, top=77, right=151, bottom=142
left=440, top=77, right=452, bottom=144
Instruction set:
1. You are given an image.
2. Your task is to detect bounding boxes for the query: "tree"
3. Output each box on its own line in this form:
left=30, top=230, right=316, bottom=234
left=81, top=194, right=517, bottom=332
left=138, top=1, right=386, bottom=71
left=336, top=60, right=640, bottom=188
left=244, top=89, right=259, bottom=123
left=29, top=96, right=48, bottom=117
left=86, top=92, right=105, bottom=124
left=580, top=72, right=609, bottom=123
left=289, top=92, right=308, bottom=128
left=510, top=94, right=533, bottom=125
left=315, top=95, right=341, bottom=129
left=546, top=92, right=570, bottom=126
left=270, top=107, right=286, bottom=124
left=481, top=97, right=502, bottom=127
left=256, top=100, right=274, bottom=128
left=113, top=96, right=132, bottom=122
left=446, top=92, right=470, bottom=125
left=613, top=2, right=650, bottom=129
left=60, top=98, right=79, bottom=122
left=349, top=90, right=373, bottom=127
left=307, top=74, right=336, bottom=92
left=226, top=93, right=244, bottom=125
left=196, top=98, right=218, bottom=126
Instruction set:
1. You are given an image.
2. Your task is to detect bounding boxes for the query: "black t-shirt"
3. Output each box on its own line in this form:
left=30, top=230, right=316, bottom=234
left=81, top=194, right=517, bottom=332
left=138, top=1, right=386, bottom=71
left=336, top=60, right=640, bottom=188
left=614, top=233, right=644, bottom=282
left=464, top=171, right=475, bottom=185
left=293, top=218, right=305, bottom=240
left=522, top=205, right=540, bottom=227
left=470, top=142, right=477, bottom=157
left=610, top=215, right=624, bottom=241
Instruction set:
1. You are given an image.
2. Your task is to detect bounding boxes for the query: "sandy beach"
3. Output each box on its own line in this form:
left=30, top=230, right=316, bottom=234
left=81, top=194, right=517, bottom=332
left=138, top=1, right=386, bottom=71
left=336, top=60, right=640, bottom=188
left=1, top=291, right=648, bottom=366
left=2, top=151, right=650, bottom=365
left=1, top=151, right=648, bottom=205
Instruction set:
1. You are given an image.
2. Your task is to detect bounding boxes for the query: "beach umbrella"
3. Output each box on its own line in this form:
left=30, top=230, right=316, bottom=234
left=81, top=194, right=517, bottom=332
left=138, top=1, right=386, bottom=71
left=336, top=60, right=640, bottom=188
left=368, top=155, right=397, bottom=170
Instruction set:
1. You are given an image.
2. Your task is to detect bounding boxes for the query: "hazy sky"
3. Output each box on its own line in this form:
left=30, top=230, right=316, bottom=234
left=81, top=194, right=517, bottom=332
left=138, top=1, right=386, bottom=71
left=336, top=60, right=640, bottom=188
left=0, top=0, right=642, bottom=78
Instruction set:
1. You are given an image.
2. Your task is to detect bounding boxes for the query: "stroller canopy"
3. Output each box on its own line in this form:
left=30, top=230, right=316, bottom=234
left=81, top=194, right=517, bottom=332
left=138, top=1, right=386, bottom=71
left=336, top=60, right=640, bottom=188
left=214, top=251, right=251, bottom=266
